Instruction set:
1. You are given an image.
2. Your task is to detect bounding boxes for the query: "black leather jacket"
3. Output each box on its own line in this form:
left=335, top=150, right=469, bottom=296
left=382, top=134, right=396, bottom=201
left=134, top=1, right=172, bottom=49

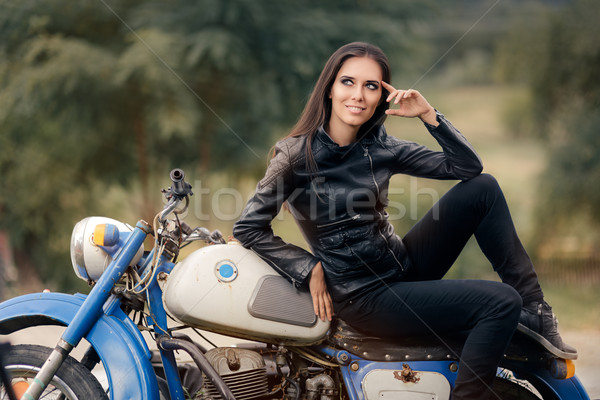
left=233, top=111, right=483, bottom=303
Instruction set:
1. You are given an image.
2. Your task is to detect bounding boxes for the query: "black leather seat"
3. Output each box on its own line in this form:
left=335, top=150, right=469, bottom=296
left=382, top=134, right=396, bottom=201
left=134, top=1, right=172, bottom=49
left=326, top=319, right=554, bottom=364
left=327, top=319, right=465, bottom=362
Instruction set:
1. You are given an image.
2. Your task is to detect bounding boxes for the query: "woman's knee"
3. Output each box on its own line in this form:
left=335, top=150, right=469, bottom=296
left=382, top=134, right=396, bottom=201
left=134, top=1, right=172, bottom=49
left=466, top=173, right=500, bottom=193
left=457, top=173, right=506, bottom=210
left=493, top=284, right=522, bottom=321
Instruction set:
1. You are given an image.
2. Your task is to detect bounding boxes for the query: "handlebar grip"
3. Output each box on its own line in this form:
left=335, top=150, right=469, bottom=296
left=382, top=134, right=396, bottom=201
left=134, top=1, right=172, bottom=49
left=170, top=168, right=185, bottom=183
left=169, top=168, right=192, bottom=197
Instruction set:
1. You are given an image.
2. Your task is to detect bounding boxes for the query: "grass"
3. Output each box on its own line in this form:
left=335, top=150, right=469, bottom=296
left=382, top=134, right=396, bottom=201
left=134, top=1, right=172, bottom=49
left=541, top=283, right=600, bottom=331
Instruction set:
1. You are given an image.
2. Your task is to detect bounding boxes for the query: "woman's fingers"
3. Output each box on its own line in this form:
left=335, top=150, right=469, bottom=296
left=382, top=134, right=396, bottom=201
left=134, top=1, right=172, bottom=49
left=382, top=81, right=394, bottom=90
left=326, top=295, right=333, bottom=321
left=382, top=83, right=433, bottom=119
left=383, top=82, right=419, bottom=105
left=315, top=290, right=333, bottom=321
left=309, top=262, right=334, bottom=321
left=312, top=291, right=332, bottom=321
left=322, top=292, right=333, bottom=321
left=382, top=81, right=396, bottom=102
left=383, top=81, right=398, bottom=102
left=319, top=297, right=327, bottom=321
left=312, top=293, right=319, bottom=316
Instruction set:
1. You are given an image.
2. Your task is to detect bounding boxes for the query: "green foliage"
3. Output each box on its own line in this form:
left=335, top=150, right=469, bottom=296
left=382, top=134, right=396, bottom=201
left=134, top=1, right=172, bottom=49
left=541, top=112, right=600, bottom=223
left=496, top=0, right=600, bottom=133
left=0, top=0, right=430, bottom=290
left=495, top=0, right=600, bottom=251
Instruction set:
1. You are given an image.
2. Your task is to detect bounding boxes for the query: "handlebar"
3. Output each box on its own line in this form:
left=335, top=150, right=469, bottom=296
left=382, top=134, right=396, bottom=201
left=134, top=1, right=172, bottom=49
left=158, top=169, right=193, bottom=223
left=184, top=227, right=226, bottom=245
left=158, top=169, right=224, bottom=244
left=169, top=168, right=193, bottom=198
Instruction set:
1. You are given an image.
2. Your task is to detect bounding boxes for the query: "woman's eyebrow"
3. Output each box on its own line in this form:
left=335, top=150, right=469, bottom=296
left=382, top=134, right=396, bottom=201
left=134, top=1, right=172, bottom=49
left=339, top=75, right=380, bottom=84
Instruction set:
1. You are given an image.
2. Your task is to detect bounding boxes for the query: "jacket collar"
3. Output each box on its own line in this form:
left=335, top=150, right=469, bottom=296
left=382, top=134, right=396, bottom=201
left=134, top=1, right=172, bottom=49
left=315, top=124, right=384, bottom=151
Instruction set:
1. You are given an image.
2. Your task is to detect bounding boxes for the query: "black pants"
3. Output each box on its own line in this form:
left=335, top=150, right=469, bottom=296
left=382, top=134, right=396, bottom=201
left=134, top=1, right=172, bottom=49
left=336, top=174, right=543, bottom=400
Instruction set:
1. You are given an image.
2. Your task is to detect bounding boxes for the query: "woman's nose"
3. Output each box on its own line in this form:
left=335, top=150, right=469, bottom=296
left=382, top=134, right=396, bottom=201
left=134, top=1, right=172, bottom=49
left=351, top=87, right=364, bottom=101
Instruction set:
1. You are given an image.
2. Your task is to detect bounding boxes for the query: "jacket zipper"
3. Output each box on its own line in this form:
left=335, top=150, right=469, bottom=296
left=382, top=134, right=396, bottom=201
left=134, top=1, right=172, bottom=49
left=252, top=246, right=300, bottom=287
left=363, top=145, right=405, bottom=272
left=316, top=214, right=361, bottom=229
left=378, top=230, right=405, bottom=272
left=362, top=146, right=380, bottom=196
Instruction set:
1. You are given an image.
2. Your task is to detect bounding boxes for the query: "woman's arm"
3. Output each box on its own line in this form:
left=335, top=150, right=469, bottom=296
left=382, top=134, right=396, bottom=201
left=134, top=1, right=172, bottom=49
left=233, top=140, right=321, bottom=289
left=234, top=141, right=334, bottom=320
left=382, top=82, right=483, bottom=180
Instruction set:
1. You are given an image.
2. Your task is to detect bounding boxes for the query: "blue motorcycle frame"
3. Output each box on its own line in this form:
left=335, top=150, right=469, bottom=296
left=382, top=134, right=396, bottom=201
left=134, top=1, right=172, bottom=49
left=0, top=173, right=592, bottom=400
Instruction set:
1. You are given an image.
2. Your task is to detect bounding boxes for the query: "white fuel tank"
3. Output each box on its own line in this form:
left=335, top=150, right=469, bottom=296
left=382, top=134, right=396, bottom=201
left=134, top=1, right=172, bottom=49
left=163, top=243, right=330, bottom=345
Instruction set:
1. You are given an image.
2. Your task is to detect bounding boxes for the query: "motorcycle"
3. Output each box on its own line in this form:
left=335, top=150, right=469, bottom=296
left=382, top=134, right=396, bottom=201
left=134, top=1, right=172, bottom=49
left=0, top=169, right=591, bottom=400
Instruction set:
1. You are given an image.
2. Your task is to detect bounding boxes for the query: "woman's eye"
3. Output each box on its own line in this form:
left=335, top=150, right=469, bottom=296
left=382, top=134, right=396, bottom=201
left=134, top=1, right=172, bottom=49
left=366, top=83, right=379, bottom=90
left=341, top=79, right=353, bottom=86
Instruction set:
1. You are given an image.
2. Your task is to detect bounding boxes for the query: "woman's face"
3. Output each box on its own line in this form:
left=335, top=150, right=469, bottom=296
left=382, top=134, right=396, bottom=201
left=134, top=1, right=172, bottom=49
left=328, top=56, right=383, bottom=138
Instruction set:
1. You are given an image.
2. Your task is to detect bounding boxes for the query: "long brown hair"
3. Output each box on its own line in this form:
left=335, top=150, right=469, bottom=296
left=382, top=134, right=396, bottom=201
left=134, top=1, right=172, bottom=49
left=284, top=42, right=391, bottom=172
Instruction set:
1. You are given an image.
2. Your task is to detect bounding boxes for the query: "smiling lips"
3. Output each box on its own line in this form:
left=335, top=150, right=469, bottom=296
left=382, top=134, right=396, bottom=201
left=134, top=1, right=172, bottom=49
left=346, top=105, right=366, bottom=113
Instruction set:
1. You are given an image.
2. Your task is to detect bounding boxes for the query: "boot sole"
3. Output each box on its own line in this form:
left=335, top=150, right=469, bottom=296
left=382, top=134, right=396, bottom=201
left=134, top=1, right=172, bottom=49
left=517, top=323, right=578, bottom=360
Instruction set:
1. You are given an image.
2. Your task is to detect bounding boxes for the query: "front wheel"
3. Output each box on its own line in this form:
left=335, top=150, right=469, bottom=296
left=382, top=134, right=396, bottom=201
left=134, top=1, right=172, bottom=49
left=1, top=344, right=108, bottom=400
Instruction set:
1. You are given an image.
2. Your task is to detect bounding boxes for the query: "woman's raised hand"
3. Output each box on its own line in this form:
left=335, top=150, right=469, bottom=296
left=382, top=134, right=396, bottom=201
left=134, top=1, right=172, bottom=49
left=309, top=261, right=334, bottom=322
left=382, top=82, right=438, bottom=126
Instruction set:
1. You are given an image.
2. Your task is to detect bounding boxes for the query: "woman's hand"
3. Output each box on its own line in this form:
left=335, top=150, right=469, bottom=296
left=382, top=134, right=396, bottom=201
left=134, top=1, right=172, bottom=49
left=309, top=261, right=334, bottom=322
left=382, top=82, right=438, bottom=126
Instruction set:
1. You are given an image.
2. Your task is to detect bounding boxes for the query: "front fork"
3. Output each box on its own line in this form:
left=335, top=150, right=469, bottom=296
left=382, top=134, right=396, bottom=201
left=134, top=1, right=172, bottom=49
left=144, top=259, right=186, bottom=400
left=21, top=221, right=153, bottom=400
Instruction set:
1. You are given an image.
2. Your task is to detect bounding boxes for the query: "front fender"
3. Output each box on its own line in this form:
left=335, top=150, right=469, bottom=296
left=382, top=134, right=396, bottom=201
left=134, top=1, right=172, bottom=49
left=0, top=292, right=160, bottom=400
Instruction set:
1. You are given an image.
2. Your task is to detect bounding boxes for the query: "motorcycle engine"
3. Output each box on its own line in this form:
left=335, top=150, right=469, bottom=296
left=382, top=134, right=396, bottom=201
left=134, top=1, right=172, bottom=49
left=189, top=345, right=341, bottom=400
left=196, top=347, right=269, bottom=400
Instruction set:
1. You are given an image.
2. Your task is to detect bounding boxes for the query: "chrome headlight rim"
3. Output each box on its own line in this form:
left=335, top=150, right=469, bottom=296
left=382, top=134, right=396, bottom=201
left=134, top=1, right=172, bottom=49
left=70, top=217, right=92, bottom=281
left=69, top=216, right=142, bottom=283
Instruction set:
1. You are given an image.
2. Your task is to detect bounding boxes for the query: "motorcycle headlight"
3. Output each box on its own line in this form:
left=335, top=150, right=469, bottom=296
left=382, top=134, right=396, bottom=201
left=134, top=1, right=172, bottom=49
left=70, top=216, right=144, bottom=283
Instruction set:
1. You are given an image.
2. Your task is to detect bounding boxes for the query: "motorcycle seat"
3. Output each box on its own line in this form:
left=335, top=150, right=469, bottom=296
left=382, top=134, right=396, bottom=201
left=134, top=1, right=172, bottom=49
left=327, top=319, right=464, bottom=362
left=327, top=319, right=559, bottom=364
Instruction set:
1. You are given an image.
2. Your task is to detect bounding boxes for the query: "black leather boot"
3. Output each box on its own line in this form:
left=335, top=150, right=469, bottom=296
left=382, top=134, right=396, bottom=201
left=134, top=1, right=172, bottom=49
left=518, top=300, right=577, bottom=359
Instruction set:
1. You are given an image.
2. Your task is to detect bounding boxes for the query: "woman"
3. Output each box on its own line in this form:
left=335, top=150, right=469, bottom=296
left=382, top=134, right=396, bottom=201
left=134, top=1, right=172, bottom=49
left=233, top=42, right=576, bottom=399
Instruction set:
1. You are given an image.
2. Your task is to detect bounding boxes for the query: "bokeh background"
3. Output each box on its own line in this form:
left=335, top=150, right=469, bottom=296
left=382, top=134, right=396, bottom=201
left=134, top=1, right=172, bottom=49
left=1, top=0, right=599, bottom=396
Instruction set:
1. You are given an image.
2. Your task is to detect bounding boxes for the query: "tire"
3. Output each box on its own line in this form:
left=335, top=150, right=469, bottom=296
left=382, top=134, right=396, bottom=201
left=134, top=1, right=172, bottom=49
left=1, top=344, right=108, bottom=400
left=492, top=376, right=541, bottom=400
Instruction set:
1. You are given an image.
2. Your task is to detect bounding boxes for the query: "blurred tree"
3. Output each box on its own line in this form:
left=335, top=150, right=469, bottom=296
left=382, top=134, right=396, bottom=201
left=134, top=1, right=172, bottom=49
left=0, top=0, right=430, bottom=290
left=494, top=0, right=600, bottom=255
left=131, top=0, right=433, bottom=172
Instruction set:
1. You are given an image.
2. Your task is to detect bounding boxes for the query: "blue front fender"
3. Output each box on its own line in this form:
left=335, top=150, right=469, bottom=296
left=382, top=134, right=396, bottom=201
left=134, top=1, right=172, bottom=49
left=0, top=292, right=160, bottom=400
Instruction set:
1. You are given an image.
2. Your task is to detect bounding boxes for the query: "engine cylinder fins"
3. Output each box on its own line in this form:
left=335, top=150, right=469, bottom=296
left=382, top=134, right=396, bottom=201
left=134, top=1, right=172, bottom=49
left=201, top=347, right=269, bottom=400
left=201, top=368, right=269, bottom=400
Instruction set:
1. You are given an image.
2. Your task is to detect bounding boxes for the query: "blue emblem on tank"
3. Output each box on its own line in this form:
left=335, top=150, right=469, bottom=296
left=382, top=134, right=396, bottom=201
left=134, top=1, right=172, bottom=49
left=215, top=260, right=238, bottom=282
